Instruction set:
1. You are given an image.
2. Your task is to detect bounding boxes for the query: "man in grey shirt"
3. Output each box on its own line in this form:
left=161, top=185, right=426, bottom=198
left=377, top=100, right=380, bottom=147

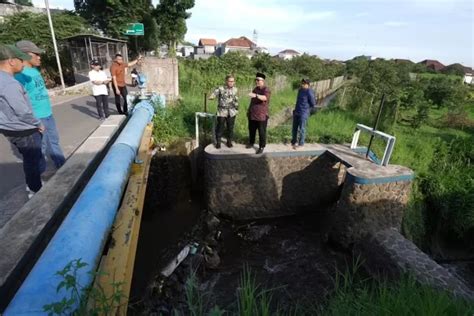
left=0, top=44, right=45, bottom=195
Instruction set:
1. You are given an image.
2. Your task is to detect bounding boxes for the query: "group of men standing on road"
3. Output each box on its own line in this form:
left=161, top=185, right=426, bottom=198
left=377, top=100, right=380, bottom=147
left=210, top=72, right=316, bottom=154
left=0, top=41, right=65, bottom=198
left=88, top=54, right=142, bottom=119
left=0, top=40, right=141, bottom=199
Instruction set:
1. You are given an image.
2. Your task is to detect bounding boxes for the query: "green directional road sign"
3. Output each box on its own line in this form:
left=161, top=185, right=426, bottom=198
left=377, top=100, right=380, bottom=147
left=124, top=23, right=144, bottom=36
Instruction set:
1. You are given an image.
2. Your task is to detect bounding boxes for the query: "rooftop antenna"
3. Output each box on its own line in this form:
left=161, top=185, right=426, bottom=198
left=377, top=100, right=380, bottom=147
left=253, top=29, right=258, bottom=46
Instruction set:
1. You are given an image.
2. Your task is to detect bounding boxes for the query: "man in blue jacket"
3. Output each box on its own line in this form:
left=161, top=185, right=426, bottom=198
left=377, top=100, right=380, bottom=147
left=291, top=78, right=316, bottom=149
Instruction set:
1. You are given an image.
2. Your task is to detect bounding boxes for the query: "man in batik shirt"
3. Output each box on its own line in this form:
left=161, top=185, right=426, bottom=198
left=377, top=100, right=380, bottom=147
left=209, top=75, right=239, bottom=149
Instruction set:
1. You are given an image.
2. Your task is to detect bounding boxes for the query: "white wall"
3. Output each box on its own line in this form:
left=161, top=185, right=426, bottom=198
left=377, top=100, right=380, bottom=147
left=204, top=45, right=216, bottom=54
left=464, top=74, right=473, bottom=85
left=278, top=53, right=297, bottom=60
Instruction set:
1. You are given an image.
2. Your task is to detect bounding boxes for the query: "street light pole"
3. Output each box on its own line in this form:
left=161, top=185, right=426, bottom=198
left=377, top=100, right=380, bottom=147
left=45, top=0, right=65, bottom=90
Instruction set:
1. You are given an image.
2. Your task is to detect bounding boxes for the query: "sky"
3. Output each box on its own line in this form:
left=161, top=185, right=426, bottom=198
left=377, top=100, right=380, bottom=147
left=33, top=0, right=473, bottom=67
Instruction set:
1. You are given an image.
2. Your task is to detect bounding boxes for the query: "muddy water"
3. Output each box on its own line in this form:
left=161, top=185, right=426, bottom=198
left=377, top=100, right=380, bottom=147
left=129, top=146, right=350, bottom=314
left=129, top=152, right=203, bottom=312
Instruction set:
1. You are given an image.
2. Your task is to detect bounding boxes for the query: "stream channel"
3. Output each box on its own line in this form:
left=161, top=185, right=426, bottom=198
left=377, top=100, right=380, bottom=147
left=126, top=141, right=351, bottom=315
left=126, top=92, right=473, bottom=314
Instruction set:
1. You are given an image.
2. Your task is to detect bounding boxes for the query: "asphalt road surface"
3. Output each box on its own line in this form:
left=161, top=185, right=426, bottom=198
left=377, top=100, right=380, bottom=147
left=0, top=94, right=122, bottom=227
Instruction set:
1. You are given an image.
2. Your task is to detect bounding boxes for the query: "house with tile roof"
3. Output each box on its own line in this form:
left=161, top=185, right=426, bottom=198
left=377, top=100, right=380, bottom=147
left=418, top=59, right=445, bottom=71
left=197, top=38, right=217, bottom=54
left=277, top=49, right=301, bottom=60
left=217, top=36, right=256, bottom=57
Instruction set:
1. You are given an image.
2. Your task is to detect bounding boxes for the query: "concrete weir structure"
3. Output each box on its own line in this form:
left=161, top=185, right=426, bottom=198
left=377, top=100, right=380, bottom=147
left=205, top=143, right=413, bottom=245
left=205, top=143, right=474, bottom=301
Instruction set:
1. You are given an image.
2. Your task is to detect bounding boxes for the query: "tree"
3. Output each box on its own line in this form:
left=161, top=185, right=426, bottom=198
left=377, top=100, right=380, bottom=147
left=441, top=63, right=466, bottom=77
left=74, top=0, right=153, bottom=38
left=142, top=14, right=160, bottom=52
left=0, top=12, right=93, bottom=85
left=154, top=0, right=195, bottom=55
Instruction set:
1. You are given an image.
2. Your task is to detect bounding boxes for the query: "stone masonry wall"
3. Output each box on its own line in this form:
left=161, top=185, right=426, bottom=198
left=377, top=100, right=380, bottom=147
left=355, top=228, right=474, bottom=302
left=203, top=144, right=473, bottom=302
left=205, top=152, right=345, bottom=219
left=330, top=178, right=412, bottom=247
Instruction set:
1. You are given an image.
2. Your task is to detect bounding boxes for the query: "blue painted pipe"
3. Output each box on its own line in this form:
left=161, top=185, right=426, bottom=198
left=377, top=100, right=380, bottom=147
left=5, top=101, right=155, bottom=315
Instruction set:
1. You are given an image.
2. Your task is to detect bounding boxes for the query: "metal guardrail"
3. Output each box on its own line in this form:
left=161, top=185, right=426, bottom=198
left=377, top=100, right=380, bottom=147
left=195, top=112, right=216, bottom=149
left=350, top=123, right=396, bottom=166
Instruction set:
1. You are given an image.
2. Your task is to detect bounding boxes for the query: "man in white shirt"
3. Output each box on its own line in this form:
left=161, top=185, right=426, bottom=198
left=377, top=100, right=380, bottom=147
left=88, top=60, right=111, bottom=120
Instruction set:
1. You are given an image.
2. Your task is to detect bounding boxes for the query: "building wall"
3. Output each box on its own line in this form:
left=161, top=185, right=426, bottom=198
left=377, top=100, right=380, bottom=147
left=224, top=46, right=251, bottom=54
left=464, top=74, right=473, bottom=85
left=0, top=3, right=45, bottom=17
left=203, top=45, right=215, bottom=54
left=278, top=53, right=299, bottom=60
left=140, top=57, right=179, bottom=101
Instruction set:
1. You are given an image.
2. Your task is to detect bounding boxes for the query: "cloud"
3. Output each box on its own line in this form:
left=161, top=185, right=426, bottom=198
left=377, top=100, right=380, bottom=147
left=384, top=21, right=409, bottom=27
left=189, top=0, right=336, bottom=34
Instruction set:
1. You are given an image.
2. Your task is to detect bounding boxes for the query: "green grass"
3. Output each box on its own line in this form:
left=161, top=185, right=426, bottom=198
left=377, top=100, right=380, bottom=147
left=153, top=86, right=297, bottom=146
left=153, top=87, right=473, bottom=247
left=154, top=71, right=474, bottom=248
left=322, top=275, right=474, bottom=316
left=176, top=265, right=473, bottom=315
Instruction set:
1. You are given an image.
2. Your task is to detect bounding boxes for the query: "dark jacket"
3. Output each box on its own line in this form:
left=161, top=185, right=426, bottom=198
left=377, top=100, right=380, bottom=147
left=294, top=88, right=316, bottom=118
left=0, top=70, right=41, bottom=136
left=248, top=86, right=271, bottom=121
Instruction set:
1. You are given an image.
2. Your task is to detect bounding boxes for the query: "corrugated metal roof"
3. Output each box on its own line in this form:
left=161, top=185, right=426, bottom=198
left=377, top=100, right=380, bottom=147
left=63, top=34, right=128, bottom=43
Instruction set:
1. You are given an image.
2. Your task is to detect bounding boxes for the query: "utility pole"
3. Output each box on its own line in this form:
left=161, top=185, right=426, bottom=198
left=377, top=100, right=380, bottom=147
left=45, top=0, right=65, bottom=90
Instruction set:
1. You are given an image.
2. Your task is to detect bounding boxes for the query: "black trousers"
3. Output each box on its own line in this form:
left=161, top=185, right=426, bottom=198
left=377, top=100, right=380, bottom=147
left=94, top=95, right=110, bottom=119
left=112, top=85, right=128, bottom=114
left=216, top=115, right=236, bottom=144
left=248, top=119, right=267, bottom=148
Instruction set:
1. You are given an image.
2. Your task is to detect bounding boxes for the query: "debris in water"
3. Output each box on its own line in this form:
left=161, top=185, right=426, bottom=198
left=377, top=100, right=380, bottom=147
left=160, top=245, right=191, bottom=277
left=204, top=246, right=221, bottom=269
left=205, top=213, right=221, bottom=231
left=238, top=224, right=273, bottom=241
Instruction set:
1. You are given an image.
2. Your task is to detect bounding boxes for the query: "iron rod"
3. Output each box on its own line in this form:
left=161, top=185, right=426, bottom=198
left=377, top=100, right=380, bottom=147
left=366, top=93, right=386, bottom=158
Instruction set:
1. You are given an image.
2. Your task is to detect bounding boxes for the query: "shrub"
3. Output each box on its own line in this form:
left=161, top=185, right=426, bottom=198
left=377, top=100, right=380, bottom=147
left=0, top=11, right=94, bottom=86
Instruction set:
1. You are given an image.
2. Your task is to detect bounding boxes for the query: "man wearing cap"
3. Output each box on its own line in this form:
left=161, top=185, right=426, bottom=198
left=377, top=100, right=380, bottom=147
left=110, top=53, right=142, bottom=115
left=247, top=72, right=271, bottom=154
left=0, top=44, right=45, bottom=195
left=291, top=78, right=316, bottom=149
left=15, top=40, right=66, bottom=171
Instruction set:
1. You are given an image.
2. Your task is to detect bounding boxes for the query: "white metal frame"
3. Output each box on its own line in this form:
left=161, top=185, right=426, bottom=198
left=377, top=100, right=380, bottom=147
left=350, top=123, right=396, bottom=166
left=195, top=112, right=216, bottom=149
